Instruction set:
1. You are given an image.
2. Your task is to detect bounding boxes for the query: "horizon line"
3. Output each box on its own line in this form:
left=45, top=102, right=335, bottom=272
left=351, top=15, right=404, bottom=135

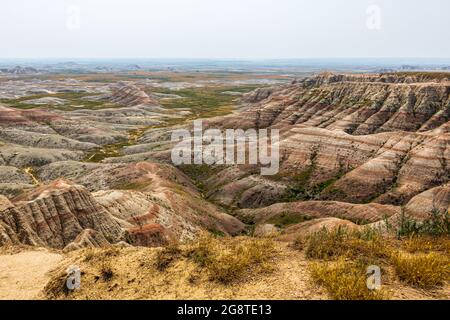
left=1, top=57, right=450, bottom=61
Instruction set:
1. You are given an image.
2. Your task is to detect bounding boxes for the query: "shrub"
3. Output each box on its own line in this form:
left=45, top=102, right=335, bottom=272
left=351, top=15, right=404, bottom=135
left=292, top=236, right=306, bottom=251
left=355, top=226, right=382, bottom=241
left=100, top=263, right=114, bottom=281
left=187, top=233, right=217, bottom=267
left=396, top=210, right=421, bottom=238
left=267, top=212, right=311, bottom=228
left=154, top=243, right=182, bottom=271
left=391, top=252, right=449, bottom=288
left=420, top=209, right=450, bottom=236
left=310, top=260, right=388, bottom=300
left=396, top=209, right=450, bottom=238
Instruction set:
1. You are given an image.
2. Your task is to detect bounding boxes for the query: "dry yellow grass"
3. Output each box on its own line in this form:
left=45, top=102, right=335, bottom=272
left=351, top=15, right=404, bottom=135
left=300, top=226, right=450, bottom=296
left=38, top=227, right=450, bottom=300
left=310, top=259, right=389, bottom=300
left=391, top=252, right=449, bottom=288
left=154, top=243, right=182, bottom=271
left=43, top=234, right=279, bottom=299
left=402, top=236, right=450, bottom=254
left=40, top=241, right=319, bottom=300
left=304, top=227, right=350, bottom=260
left=173, top=233, right=277, bottom=283
left=304, top=227, right=390, bottom=263
left=30, top=239, right=448, bottom=300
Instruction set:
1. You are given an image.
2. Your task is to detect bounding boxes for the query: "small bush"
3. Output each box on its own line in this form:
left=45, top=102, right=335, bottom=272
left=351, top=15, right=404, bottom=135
left=83, top=249, right=97, bottom=262
left=267, top=212, right=311, bottom=228
left=310, top=260, right=388, bottom=300
left=292, top=236, right=306, bottom=251
left=391, top=252, right=449, bottom=288
left=355, top=226, right=382, bottom=241
left=420, top=209, right=450, bottom=236
left=154, top=243, right=182, bottom=271
left=396, top=211, right=421, bottom=238
left=396, top=209, right=450, bottom=238
left=100, top=263, right=114, bottom=282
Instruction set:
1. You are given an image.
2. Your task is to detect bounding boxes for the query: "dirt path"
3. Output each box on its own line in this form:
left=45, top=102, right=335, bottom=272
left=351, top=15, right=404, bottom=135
left=0, top=250, right=62, bottom=300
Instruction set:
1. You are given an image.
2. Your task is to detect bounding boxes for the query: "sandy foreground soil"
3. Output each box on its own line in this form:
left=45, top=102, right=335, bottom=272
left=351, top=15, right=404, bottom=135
left=0, top=243, right=447, bottom=300
left=0, top=249, right=63, bottom=300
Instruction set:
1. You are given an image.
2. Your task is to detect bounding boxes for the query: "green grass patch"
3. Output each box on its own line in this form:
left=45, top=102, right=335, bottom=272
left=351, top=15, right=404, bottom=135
left=267, top=212, right=311, bottom=228
left=151, top=85, right=260, bottom=119
left=177, top=164, right=226, bottom=191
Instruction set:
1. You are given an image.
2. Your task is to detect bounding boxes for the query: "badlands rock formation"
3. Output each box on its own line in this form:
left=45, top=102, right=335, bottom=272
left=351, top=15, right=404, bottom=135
left=0, top=180, right=125, bottom=248
left=194, top=73, right=450, bottom=210
left=0, top=73, right=448, bottom=251
left=106, top=73, right=449, bottom=233
left=103, top=82, right=157, bottom=106
left=0, top=79, right=244, bottom=249
left=0, top=163, right=245, bottom=249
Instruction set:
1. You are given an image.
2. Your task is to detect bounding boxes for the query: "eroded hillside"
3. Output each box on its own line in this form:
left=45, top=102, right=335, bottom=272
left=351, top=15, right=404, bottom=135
left=0, top=72, right=449, bottom=300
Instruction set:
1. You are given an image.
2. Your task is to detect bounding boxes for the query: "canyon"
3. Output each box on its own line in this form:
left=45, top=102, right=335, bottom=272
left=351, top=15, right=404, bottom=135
left=0, top=70, right=449, bottom=300
left=1, top=71, right=449, bottom=247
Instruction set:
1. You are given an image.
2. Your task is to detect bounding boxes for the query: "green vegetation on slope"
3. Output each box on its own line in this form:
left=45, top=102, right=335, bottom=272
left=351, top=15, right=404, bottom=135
left=151, top=85, right=260, bottom=119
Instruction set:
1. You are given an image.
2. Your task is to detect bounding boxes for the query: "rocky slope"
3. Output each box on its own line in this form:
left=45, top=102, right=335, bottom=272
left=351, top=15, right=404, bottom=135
left=0, top=161, right=245, bottom=250
left=78, top=74, right=449, bottom=217
left=103, top=82, right=157, bottom=106
left=190, top=74, right=450, bottom=210
left=224, top=73, right=450, bottom=134
left=0, top=180, right=125, bottom=249
left=1, top=72, right=449, bottom=252
left=0, top=78, right=245, bottom=249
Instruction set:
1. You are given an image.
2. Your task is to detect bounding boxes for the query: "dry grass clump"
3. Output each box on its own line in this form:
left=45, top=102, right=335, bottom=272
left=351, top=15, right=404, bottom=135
left=304, top=227, right=350, bottom=260
left=99, top=262, right=114, bottom=282
left=402, top=235, right=450, bottom=254
left=391, top=252, right=450, bottom=288
left=301, top=225, right=450, bottom=296
left=304, top=226, right=390, bottom=263
left=43, top=269, right=72, bottom=299
left=83, top=246, right=121, bottom=263
left=190, top=234, right=276, bottom=283
left=154, top=243, right=182, bottom=271
left=291, top=236, right=306, bottom=251
left=155, top=233, right=277, bottom=284
left=310, top=259, right=389, bottom=300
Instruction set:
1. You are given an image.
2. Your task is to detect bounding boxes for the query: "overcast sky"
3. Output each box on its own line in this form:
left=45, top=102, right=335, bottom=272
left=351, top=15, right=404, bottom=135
left=1, top=0, right=449, bottom=59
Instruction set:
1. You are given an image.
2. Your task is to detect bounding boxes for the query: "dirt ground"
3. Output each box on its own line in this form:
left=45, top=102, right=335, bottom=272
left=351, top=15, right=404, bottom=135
left=0, top=243, right=448, bottom=300
left=39, top=243, right=450, bottom=300
left=0, top=249, right=62, bottom=300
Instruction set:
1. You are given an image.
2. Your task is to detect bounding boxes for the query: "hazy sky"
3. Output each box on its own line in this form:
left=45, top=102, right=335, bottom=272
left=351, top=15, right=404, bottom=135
left=1, top=0, right=449, bottom=59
